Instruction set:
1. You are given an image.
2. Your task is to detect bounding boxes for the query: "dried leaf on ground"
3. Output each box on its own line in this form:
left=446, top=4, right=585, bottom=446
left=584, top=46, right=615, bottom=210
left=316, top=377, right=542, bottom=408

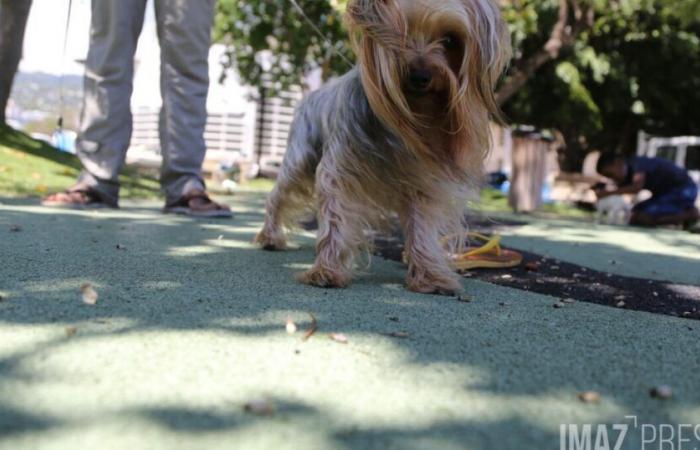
left=524, top=261, right=540, bottom=271
left=387, top=331, right=410, bottom=339
left=243, top=399, right=275, bottom=416
left=578, top=391, right=601, bottom=403
left=650, top=385, right=673, bottom=399
left=65, top=326, right=78, bottom=337
left=302, top=313, right=318, bottom=341
left=330, top=333, right=349, bottom=344
left=81, top=283, right=99, bottom=305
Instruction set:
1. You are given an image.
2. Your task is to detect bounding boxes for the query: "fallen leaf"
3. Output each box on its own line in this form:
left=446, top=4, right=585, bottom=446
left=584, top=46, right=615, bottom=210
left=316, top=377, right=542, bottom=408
left=650, top=385, right=673, bottom=399
left=243, top=399, right=275, bottom=416
left=456, top=294, right=472, bottom=303
left=387, top=331, right=410, bottom=339
left=578, top=391, right=601, bottom=403
left=65, top=326, right=78, bottom=337
left=330, top=333, right=349, bottom=344
left=524, top=262, right=540, bottom=271
left=302, top=313, right=317, bottom=341
left=285, top=318, right=298, bottom=334
left=81, top=283, right=98, bottom=305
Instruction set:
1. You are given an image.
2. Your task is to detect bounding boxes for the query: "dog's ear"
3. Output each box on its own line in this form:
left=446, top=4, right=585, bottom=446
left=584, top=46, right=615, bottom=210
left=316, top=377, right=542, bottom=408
left=346, top=0, right=423, bottom=160
left=442, top=0, right=510, bottom=176
left=460, top=0, right=511, bottom=118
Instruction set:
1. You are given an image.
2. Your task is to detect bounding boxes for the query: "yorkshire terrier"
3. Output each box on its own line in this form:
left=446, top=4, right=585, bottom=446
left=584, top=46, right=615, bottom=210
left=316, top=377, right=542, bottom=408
left=255, top=0, right=510, bottom=295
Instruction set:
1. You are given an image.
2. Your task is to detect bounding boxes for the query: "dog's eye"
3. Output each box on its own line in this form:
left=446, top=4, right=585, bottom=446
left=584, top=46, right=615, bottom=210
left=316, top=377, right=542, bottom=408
left=442, top=33, right=461, bottom=51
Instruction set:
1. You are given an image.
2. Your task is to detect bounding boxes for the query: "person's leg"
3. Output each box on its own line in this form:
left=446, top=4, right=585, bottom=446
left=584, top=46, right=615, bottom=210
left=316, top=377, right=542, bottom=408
left=72, top=0, right=148, bottom=206
left=154, top=0, right=215, bottom=205
left=631, top=183, right=699, bottom=227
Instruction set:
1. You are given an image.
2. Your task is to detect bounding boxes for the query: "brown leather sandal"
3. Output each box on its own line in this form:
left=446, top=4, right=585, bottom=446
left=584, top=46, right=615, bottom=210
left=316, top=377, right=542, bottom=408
left=42, top=187, right=116, bottom=209
left=163, top=189, right=232, bottom=218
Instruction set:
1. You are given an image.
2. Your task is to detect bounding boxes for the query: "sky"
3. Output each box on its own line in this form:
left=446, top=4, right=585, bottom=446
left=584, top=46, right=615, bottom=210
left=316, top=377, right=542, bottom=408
left=18, top=0, right=253, bottom=113
left=20, top=0, right=157, bottom=75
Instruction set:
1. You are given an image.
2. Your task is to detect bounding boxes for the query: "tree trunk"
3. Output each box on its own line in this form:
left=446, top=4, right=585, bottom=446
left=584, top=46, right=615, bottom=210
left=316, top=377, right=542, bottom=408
left=0, top=0, right=33, bottom=124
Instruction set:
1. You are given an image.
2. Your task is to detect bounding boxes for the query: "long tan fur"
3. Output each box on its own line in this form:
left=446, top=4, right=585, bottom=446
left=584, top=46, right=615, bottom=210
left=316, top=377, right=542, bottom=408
left=255, top=0, right=510, bottom=295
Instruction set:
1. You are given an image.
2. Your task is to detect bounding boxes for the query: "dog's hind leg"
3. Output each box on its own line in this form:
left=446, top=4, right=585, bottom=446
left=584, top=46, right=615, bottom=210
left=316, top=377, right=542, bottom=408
left=255, top=120, right=318, bottom=250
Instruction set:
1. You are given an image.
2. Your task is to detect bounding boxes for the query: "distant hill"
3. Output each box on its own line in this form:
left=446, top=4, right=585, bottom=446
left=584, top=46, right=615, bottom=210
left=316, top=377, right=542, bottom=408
left=9, top=72, right=84, bottom=131
left=10, top=72, right=83, bottom=116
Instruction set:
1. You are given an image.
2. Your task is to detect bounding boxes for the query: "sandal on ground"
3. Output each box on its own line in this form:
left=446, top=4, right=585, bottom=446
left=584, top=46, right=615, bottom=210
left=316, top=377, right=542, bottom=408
left=163, top=189, right=232, bottom=218
left=41, top=187, right=115, bottom=209
left=443, top=232, right=523, bottom=270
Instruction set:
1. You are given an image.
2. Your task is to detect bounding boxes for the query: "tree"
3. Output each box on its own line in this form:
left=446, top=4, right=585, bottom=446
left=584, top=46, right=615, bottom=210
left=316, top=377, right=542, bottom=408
left=214, top=0, right=700, bottom=169
left=213, top=0, right=352, bottom=95
left=0, top=0, right=33, bottom=124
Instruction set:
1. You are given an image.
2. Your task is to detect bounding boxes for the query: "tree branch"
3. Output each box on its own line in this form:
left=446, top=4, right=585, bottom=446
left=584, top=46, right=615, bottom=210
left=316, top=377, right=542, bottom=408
left=496, top=0, right=593, bottom=107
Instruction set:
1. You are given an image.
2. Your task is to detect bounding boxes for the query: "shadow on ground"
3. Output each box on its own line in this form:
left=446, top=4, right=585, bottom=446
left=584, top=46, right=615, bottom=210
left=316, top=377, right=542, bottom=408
left=1, top=191, right=699, bottom=449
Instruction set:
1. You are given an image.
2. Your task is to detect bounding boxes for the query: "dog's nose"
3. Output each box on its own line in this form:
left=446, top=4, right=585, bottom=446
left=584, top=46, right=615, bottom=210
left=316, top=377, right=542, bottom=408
left=409, top=69, right=432, bottom=91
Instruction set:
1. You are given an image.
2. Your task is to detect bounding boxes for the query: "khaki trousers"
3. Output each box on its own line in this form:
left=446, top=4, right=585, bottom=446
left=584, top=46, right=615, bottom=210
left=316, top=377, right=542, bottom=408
left=76, top=0, right=215, bottom=205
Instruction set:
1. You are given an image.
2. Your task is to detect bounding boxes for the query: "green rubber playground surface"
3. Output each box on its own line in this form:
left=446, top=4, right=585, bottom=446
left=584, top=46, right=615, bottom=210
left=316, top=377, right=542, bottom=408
left=1, top=192, right=699, bottom=449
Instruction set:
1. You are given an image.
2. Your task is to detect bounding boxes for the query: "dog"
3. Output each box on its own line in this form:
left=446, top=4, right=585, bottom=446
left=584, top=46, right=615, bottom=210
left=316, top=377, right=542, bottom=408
left=596, top=195, right=631, bottom=225
left=255, top=0, right=510, bottom=295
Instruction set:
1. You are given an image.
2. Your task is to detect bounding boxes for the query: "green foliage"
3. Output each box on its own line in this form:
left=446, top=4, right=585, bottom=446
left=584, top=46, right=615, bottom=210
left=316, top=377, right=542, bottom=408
left=214, top=0, right=353, bottom=96
left=214, top=0, right=700, bottom=168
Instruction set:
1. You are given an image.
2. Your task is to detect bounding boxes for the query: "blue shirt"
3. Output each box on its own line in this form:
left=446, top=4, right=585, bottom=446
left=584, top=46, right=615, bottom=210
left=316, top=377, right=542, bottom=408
left=625, top=156, right=693, bottom=195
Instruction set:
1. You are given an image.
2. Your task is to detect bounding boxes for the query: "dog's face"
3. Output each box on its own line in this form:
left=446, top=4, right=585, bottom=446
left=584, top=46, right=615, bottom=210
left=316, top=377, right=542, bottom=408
left=347, top=0, right=510, bottom=175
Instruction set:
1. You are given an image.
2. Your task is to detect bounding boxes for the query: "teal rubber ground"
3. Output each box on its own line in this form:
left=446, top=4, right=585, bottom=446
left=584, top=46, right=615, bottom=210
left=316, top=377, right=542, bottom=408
left=1, top=192, right=699, bottom=449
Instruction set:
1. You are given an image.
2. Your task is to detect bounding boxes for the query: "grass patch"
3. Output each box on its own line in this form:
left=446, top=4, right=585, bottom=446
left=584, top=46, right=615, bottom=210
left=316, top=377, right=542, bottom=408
left=476, top=187, right=591, bottom=219
left=0, top=124, right=160, bottom=199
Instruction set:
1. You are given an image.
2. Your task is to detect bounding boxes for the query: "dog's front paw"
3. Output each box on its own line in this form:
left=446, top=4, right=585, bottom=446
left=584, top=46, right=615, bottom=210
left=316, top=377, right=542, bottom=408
left=406, top=272, right=463, bottom=296
left=254, top=229, right=287, bottom=251
left=297, top=265, right=350, bottom=289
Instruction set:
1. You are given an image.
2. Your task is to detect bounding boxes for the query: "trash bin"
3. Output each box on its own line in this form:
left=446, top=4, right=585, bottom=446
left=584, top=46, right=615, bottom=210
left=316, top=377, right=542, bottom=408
left=508, top=130, right=552, bottom=213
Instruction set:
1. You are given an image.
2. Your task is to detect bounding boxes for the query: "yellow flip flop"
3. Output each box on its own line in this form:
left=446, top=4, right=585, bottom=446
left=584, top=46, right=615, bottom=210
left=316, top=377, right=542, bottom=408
left=443, top=232, right=523, bottom=270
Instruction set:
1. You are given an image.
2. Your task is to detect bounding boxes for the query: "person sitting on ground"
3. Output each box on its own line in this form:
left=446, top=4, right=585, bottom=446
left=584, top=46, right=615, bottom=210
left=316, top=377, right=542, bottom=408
left=595, top=153, right=699, bottom=227
left=42, top=0, right=230, bottom=218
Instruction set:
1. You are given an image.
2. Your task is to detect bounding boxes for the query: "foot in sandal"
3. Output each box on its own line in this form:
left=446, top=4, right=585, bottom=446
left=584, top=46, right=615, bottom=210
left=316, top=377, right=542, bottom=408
left=42, top=185, right=117, bottom=209
left=163, top=189, right=232, bottom=218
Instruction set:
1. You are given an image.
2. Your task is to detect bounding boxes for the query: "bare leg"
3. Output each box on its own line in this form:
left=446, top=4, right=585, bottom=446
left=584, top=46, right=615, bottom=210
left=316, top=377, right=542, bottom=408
left=401, top=201, right=463, bottom=295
